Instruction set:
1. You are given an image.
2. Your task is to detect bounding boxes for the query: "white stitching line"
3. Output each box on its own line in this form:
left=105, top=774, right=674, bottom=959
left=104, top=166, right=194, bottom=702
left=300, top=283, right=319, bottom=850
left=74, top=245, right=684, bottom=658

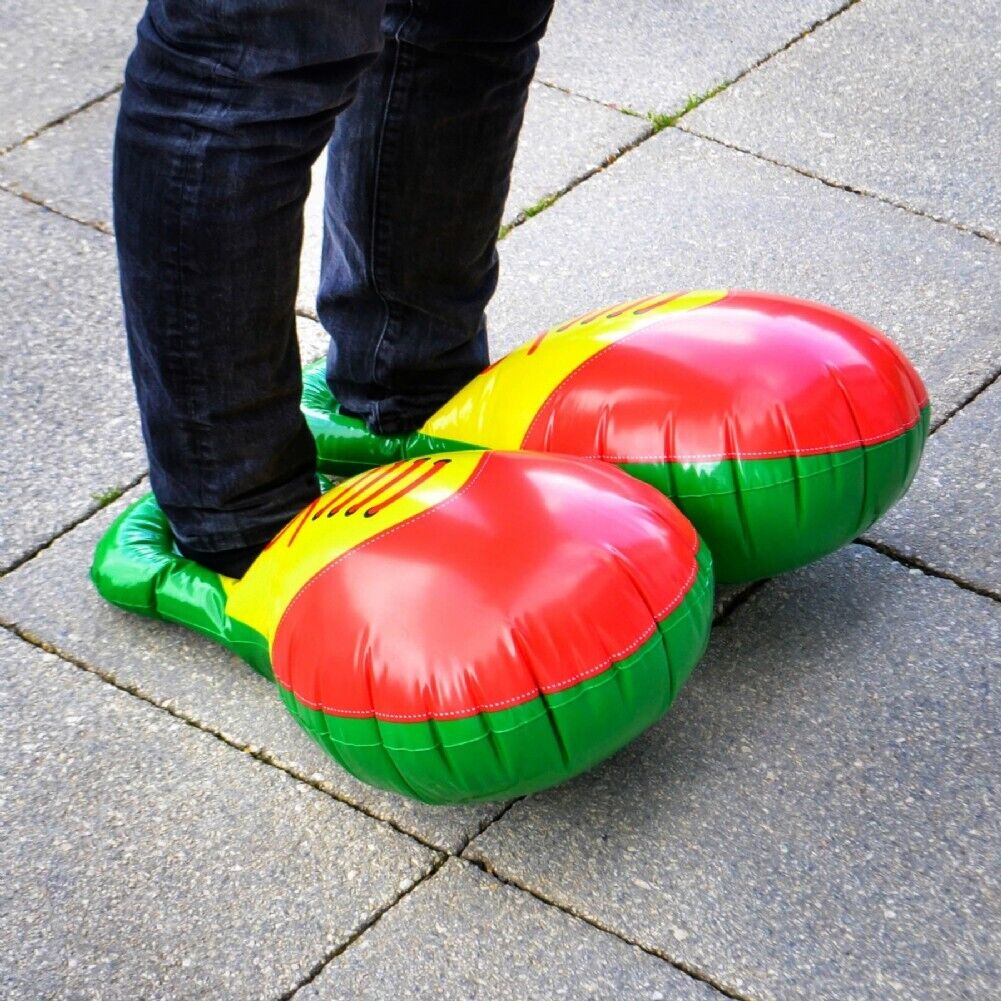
left=282, top=549, right=705, bottom=721
left=574, top=409, right=925, bottom=462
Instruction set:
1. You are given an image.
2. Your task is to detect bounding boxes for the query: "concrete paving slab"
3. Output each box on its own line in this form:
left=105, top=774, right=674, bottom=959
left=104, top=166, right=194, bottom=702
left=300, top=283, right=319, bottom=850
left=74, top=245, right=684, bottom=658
left=0, top=0, right=142, bottom=151
left=466, top=546, right=1001, bottom=1000
left=303, top=859, right=718, bottom=1000
left=0, top=81, right=641, bottom=322
left=0, top=89, right=118, bottom=229
left=0, top=627, right=437, bottom=999
left=0, top=193, right=144, bottom=572
left=1, top=82, right=645, bottom=262
left=686, top=0, right=1001, bottom=240
left=486, top=129, right=1001, bottom=421
left=297, top=81, right=647, bottom=315
left=0, top=489, right=501, bottom=852
left=867, top=380, right=1001, bottom=597
left=535, top=0, right=845, bottom=115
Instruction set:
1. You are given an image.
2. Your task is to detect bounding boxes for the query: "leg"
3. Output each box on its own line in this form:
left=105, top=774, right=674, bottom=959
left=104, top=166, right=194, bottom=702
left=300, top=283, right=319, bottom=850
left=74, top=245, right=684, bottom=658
left=114, top=0, right=385, bottom=573
left=317, top=0, right=555, bottom=434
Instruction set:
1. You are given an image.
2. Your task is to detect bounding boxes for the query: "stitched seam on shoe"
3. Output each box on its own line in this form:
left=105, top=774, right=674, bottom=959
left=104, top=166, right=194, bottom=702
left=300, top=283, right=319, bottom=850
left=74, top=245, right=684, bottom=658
left=279, top=537, right=706, bottom=721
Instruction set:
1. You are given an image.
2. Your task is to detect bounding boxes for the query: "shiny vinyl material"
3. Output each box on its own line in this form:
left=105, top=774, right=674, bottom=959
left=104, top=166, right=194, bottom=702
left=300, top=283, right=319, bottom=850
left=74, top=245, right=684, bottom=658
left=91, top=451, right=714, bottom=804
left=302, top=290, right=930, bottom=583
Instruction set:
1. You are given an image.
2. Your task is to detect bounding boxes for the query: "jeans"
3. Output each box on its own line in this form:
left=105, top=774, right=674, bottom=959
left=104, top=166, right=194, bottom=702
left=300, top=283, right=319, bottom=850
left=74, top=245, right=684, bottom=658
left=114, top=0, right=553, bottom=562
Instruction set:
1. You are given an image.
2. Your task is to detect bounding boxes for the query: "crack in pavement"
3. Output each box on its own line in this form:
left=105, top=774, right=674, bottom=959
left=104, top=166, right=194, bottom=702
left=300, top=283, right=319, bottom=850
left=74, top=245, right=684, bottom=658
left=0, top=471, right=147, bottom=580
left=0, top=618, right=471, bottom=855
left=678, top=126, right=1001, bottom=249
left=0, top=84, right=123, bottom=158
left=276, top=853, right=450, bottom=1001
left=858, top=539, right=1000, bottom=604
left=458, top=855, right=757, bottom=1001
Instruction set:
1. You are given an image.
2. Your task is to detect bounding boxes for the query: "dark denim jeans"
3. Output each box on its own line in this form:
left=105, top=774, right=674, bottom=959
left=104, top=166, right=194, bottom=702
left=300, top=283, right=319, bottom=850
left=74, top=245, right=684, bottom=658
left=114, top=0, right=552, bottom=566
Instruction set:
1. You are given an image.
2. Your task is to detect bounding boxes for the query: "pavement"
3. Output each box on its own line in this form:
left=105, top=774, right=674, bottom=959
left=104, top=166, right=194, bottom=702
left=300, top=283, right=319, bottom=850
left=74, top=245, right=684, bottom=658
left=1, top=1, right=998, bottom=998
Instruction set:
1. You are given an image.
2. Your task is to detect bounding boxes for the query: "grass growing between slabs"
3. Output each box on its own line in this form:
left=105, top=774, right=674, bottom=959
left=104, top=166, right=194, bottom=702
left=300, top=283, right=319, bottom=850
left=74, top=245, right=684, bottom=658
left=91, top=486, right=125, bottom=509
left=496, top=81, right=733, bottom=241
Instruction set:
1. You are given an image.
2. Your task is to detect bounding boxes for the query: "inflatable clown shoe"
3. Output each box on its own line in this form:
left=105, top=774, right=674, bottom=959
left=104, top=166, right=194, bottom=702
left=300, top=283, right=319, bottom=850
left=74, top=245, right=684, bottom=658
left=92, top=450, right=713, bottom=804
left=303, top=290, right=929, bottom=583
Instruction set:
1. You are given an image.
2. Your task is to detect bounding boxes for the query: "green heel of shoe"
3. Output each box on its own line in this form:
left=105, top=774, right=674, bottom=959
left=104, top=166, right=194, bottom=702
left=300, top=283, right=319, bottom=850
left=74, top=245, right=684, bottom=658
left=91, top=494, right=276, bottom=680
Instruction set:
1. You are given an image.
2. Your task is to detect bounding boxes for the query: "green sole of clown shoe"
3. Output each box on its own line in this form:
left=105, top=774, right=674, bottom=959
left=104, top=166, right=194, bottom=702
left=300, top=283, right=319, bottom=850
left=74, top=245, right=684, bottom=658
left=276, top=541, right=714, bottom=805
left=622, top=405, right=929, bottom=584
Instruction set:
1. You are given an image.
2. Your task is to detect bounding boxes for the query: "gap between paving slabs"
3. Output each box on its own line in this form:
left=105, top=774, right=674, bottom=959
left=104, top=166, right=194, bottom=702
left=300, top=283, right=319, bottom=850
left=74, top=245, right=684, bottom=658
left=497, top=27, right=750, bottom=239
left=679, top=126, right=1001, bottom=250
left=498, top=109, right=654, bottom=241
left=4, top=596, right=747, bottom=1001
left=451, top=552, right=997, bottom=1001
left=927, top=365, right=1001, bottom=434
left=274, top=854, right=451, bottom=1001
left=0, top=178, right=113, bottom=237
left=1, top=626, right=443, bottom=999
left=0, top=89, right=120, bottom=236
left=858, top=539, right=1001, bottom=605
left=456, top=859, right=751, bottom=1001
left=496, top=95, right=705, bottom=241
left=0, top=469, right=145, bottom=581
left=283, top=856, right=746, bottom=1001
left=461, top=547, right=1001, bottom=1000
left=0, top=616, right=464, bottom=855
left=498, top=0, right=865, bottom=240
left=682, top=0, right=1001, bottom=246
left=0, top=82, right=121, bottom=155
left=670, top=1, right=1001, bottom=247
left=3, top=609, right=746, bottom=1000
left=860, top=365, right=1001, bottom=603
left=521, top=0, right=999, bottom=255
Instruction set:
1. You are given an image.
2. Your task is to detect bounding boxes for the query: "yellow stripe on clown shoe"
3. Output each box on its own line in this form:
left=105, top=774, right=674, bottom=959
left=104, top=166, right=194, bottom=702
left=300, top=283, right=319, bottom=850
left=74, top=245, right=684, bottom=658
left=419, top=289, right=728, bottom=450
left=222, top=453, right=484, bottom=646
